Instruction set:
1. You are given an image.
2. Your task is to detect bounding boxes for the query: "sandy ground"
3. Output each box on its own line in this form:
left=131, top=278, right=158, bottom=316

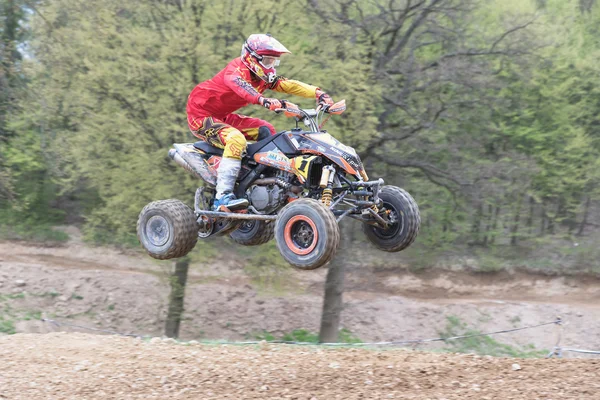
left=1, top=239, right=600, bottom=355
left=0, top=333, right=598, bottom=400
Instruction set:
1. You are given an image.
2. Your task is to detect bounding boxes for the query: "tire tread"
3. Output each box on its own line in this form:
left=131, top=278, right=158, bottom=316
left=230, top=221, right=275, bottom=246
left=137, top=199, right=198, bottom=260
left=363, top=186, right=420, bottom=252
left=275, top=198, right=340, bottom=270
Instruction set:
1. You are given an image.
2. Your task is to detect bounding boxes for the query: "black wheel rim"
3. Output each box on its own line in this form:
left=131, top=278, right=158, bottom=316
left=291, top=221, right=315, bottom=249
left=372, top=203, right=403, bottom=239
left=146, top=215, right=171, bottom=246
left=238, top=220, right=256, bottom=234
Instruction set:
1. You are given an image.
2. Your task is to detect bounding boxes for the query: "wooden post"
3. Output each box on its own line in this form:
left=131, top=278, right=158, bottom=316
left=318, top=221, right=349, bottom=343
left=164, top=256, right=190, bottom=338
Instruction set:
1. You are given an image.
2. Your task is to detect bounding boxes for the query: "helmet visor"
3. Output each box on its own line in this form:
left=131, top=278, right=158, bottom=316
left=260, top=56, right=280, bottom=69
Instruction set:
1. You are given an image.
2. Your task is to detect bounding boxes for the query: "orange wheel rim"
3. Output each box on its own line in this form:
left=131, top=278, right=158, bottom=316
left=284, top=215, right=318, bottom=255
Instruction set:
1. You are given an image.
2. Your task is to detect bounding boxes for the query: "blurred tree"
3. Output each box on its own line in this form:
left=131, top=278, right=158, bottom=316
left=0, top=0, right=27, bottom=200
left=0, top=0, right=53, bottom=217
left=5, top=0, right=600, bottom=262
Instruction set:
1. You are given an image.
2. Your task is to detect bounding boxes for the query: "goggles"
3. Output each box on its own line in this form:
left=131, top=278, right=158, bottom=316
left=259, top=56, right=280, bottom=69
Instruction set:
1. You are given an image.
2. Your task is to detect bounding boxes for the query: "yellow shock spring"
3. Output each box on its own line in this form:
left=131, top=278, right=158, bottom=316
left=321, top=188, right=333, bottom=207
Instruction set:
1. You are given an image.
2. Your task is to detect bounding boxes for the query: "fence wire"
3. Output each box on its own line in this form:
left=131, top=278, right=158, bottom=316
left=548, top=347, right=600, bottom=357
left=42, top=318, right=562, bottom=347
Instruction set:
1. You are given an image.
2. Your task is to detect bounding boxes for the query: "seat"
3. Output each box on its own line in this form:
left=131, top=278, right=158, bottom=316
left=246, top=132, right=284, bottom=157
left=193, top=140, right=223, bottom=156
left=193, top=131, right=287, bottom=158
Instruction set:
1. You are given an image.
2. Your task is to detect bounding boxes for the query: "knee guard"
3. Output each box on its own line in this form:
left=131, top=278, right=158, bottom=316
left=223, top=129, right=247, bottom=160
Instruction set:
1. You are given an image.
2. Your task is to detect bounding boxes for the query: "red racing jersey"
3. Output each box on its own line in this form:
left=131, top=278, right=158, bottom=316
left=187, top=58, right=319, bottom=130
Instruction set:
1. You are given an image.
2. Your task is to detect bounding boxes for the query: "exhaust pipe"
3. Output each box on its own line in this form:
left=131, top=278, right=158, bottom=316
left=169, top=149, right=203, bottom=180
left=168, top=145, right=217, bottom=186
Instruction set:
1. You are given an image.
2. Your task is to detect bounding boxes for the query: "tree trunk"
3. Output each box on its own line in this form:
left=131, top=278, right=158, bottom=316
left=510, top=197, right=523, bottom=246
left=490, top=205, right=500, bottom=245
left=527, top=196, right=535, bottom=236
left=318, top=222, right=349, bottom=343
left=580, top=0, right=596, bottom=13
left=547, top=202, right=556, bottom=235
left=577, top=196, right=591, bottom=237
left=483, top=204, right=493, bottom=246
left=165, top=256, right=190, bottom=338
left=471, top=203, right=483, bottom=245
left=540, top=204, right=546, bottom=236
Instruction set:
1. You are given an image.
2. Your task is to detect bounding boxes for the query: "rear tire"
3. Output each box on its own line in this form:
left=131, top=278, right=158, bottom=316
left=363, top=186, right=420, bottom=252
left=275, top=198, right=340, bottom=270
left=229, top=220, right=274, bottom=246
left=137, top=199, right=198, bottom=260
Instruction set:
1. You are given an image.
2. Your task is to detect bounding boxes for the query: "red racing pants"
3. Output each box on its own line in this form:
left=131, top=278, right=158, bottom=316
left=188, top=113, right=276, bottom=160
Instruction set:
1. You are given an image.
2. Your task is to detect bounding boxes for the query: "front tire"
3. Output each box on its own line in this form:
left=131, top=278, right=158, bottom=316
left=137, top=199, right=198, bottom=260
left=275, top=198, right=340, bottom=270
left=229, top=220, right=274, bottom=246
left=363, top=186, right=420, bottom=252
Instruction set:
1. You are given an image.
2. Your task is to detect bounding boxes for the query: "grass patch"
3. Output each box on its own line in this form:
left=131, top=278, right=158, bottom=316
left=439, top=316, right=547, bottom=358
left=32, top=291, right=61, bottom=298
left=23, top=310, right=42, bottom=321
left=70, top=293, right=84, bottom=300
left=0, top=292, right=25, bottom=300
left=0, top=317, right=15, bottom=334
left=82, top=224, right=139, bottom=248
left=0, top=301, right=16, bottom=334
left=338, top=328, right=362, bottom=344
left=251, top=328, right=362, bottom=344
left=0, top=209, right=69, bottom=243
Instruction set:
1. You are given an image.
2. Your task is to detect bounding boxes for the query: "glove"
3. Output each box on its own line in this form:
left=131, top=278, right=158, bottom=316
left=315, top=89, right=334, bottom=107
left=259, top=97, right=283, bottom=111
left=281, top=101, right=301, bottom=118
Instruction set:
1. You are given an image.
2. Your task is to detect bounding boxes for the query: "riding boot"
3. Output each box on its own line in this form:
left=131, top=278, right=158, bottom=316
left=214, top=157, right=249, bottom=211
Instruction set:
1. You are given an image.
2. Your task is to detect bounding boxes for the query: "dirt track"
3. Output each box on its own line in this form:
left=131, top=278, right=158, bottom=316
left=0, top=333, right=598, bottom=400
left=2, top=240, right=600, bottom=354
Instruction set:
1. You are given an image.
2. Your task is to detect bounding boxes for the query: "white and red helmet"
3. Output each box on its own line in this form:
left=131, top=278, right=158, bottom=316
left=241, top=34, right=290, bottom=83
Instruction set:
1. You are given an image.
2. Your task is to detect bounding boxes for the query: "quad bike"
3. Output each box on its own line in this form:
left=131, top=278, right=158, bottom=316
left=137, top=100, right=420, bottom=270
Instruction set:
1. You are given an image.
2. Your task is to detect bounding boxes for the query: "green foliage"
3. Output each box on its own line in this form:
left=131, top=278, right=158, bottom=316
left=252, top=328, right=361, bottom=344
left=1, top=0, right=600, bottom=273
left=439, top=316, right=547, bottom=358
left=33, top=291, right=61, bottom=298
left=470, top=248, right=507, bottom=273
left=0, top=210, right=69, bottom=242
left=0, top=316, right=16, bottom=334
left=338, top=328, right=363, bottom=344
left=282, top=329, right=319, bottom=343
left=23, top=310, right=41, bottom=321
left=252, top=331, right=276, bottom=341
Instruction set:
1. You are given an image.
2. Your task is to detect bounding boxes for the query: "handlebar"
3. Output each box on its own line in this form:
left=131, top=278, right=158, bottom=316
left=275, top=99, right=346, bottom=132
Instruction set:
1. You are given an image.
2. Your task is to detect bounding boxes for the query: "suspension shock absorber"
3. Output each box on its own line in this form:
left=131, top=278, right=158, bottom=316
left=321, top=189, right=333, bottom=207
left=356, top=175, right=378, bottom=213
left=319, top=166, right=336, bottom=207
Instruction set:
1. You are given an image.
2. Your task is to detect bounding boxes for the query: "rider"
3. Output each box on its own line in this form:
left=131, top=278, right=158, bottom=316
left=186, top=33, right=334, bottom=211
